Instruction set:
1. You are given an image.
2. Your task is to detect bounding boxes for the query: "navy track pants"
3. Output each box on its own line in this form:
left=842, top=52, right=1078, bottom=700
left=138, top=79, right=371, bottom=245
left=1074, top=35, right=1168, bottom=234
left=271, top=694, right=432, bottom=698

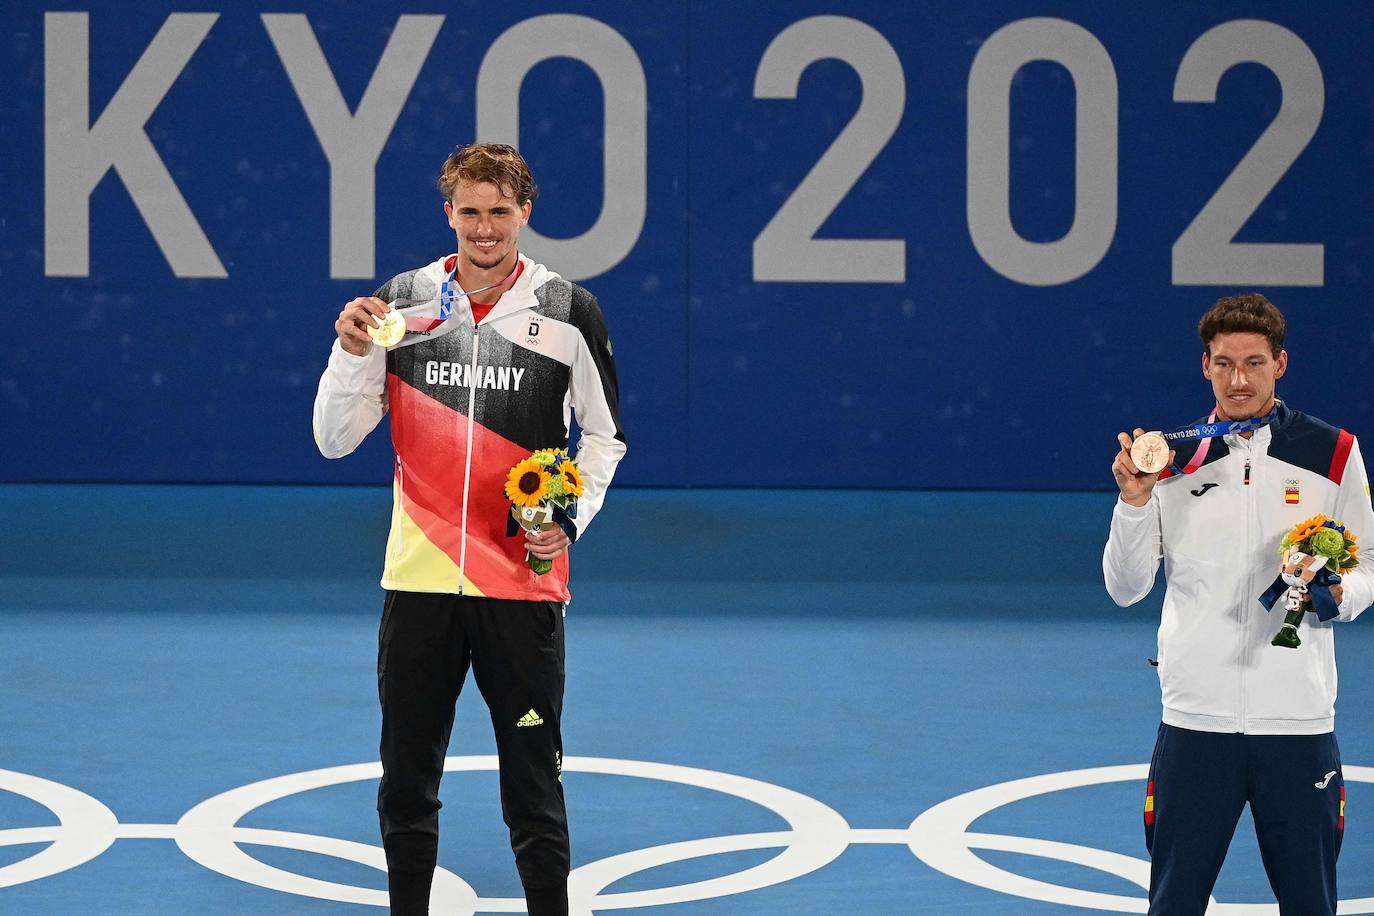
left=1145, top=723, right=1344, bottom=915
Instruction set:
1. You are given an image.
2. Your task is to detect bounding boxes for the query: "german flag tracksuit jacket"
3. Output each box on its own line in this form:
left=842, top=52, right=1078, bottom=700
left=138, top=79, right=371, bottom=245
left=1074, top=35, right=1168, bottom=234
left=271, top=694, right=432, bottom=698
left=313, top=254, right=626, bottom=602
left=1104, top=402, right=1374, bottom=735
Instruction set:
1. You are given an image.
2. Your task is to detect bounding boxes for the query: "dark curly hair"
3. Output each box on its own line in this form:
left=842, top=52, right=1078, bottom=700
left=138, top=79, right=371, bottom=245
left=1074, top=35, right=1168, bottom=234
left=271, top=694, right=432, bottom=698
left=1198, top=293, right=1286, bottom=357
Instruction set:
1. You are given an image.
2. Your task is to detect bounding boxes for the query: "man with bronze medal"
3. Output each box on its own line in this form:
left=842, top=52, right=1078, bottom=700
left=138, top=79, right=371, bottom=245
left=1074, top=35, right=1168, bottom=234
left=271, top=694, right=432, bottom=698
left=1104, top=294, right=1374, bottom=914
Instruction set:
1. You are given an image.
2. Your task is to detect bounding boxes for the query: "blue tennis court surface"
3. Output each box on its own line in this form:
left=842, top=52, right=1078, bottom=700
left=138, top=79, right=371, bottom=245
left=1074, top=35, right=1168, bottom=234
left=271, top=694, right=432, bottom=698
left=3, top=486, right=1373, bottom=914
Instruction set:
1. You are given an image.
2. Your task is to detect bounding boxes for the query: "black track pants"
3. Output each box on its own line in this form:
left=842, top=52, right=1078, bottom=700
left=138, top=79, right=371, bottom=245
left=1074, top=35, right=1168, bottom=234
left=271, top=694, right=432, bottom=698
left=376, top=590, right=569, bottom=916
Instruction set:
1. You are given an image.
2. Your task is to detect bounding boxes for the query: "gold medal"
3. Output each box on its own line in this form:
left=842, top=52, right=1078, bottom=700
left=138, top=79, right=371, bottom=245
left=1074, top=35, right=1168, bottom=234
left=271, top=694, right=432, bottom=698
left=366, top=311, right=406, bottom=347
left=1130, top=431, right=1169, bottom=475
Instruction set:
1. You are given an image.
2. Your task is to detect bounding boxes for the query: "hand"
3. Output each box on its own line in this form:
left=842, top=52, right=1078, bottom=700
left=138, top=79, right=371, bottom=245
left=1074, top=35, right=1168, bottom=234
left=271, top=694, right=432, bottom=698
left=335, top=296, right=390, bottom=356
left=1112, top=428, right=1175, bottom=508
left=1331, top=583, right=1344, bottom=607
left=525, top=525, right=571, bottom=562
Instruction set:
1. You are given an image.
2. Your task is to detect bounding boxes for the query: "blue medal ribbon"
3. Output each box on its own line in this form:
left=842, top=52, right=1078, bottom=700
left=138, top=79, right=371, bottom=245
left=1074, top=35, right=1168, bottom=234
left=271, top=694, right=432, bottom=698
left=1158, top=406, right=1278, bottom=446
left=440, top=259, right=521, bottom=321
left=1157, top=406, right=1278, bottom=475
left=439, top=278, right=458, bottom=320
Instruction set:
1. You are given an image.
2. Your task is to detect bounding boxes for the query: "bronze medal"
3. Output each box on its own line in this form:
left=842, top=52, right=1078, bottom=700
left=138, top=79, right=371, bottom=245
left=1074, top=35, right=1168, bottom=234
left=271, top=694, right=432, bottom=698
left=1130, top=431, right=1169, bottom=475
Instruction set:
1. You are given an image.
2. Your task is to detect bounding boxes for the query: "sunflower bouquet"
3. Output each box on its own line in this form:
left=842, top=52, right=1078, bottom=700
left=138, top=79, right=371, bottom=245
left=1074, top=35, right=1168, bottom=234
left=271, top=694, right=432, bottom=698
left=1259, top=514, right=1359, bottom=648
left=503, top=448, right=585, bottom=574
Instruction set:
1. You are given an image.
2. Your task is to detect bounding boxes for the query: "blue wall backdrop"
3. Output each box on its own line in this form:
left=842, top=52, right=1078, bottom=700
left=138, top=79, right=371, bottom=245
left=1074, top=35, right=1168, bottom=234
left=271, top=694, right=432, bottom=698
left=4, top=1, right=1373, bottom=487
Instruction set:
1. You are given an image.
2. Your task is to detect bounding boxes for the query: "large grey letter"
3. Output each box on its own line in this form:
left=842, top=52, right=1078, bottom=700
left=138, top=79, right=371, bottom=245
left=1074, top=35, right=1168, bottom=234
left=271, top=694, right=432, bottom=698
left=263, top=14, right=443, bottom=279
left=45, top=12, right=225, bottom=278
left=476, top=15, right=648, bottom=281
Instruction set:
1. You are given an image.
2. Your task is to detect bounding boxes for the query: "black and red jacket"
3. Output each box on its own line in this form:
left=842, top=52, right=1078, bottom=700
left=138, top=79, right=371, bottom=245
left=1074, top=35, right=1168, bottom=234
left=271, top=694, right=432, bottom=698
left=314, top=253, right=626, bottom=601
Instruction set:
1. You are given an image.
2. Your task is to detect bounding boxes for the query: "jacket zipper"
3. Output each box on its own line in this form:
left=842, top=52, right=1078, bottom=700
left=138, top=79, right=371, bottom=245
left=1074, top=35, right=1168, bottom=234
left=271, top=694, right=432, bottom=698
left=457, top=325, right=481, bottom=593
left=1238, top=444, right=1253, bottom=730
left=395, top=458, right=404, bottom=558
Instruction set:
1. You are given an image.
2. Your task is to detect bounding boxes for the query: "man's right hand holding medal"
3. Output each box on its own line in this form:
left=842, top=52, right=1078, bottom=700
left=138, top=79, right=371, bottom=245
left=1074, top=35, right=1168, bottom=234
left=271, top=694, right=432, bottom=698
left=1113, top=428, right=1175, bottom=508
left=336, top=296, right=394, bottom=356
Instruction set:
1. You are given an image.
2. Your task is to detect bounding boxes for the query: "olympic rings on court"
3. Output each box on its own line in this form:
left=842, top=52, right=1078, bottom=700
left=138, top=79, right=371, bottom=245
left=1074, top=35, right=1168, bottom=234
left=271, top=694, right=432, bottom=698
left=908, top=763, right=1374, bottom=915
left=1, top=758, right=1370, bottom=912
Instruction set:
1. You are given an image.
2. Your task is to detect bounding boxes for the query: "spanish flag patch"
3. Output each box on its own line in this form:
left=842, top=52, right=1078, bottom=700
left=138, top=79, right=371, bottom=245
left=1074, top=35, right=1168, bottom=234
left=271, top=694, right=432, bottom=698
left=1144, top=780, right=1156, bottom=826
left=1285, top=480, right=1301, bottom=505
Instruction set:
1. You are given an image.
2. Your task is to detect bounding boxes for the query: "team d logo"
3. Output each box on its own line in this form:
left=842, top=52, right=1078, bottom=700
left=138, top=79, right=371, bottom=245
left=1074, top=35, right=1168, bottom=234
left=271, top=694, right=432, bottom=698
left=526, top=318, right=542, bottom=346
left=1285, top=479, right=1301, bottom=505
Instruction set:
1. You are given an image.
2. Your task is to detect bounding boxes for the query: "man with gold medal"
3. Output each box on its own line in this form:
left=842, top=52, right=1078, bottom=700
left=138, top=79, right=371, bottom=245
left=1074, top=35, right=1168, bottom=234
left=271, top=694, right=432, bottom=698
left=1105, top=294, right=1374, bottom=914
left=313, top=144, right=626, bottom=916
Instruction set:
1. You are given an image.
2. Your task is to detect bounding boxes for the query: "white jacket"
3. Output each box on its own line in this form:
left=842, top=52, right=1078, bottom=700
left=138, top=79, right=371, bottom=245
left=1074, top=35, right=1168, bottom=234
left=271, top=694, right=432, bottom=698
left=1104, top=403, right=1374, bottom=734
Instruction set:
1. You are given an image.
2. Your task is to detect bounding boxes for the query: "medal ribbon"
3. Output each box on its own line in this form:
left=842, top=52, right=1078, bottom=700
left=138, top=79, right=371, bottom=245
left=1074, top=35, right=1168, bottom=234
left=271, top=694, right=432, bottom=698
left=1162, top=405, right=1278, bottom=475
left=379, top=259, right=524, bottom=350
left=375, top=296, right=451, bottom=349
left=439, top=259, right=522, bottom=320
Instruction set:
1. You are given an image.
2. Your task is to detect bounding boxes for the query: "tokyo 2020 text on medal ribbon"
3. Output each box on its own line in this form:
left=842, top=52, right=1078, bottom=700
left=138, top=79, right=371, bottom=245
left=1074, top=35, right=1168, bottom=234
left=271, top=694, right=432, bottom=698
left=1133, top=406, right=1279, bottom=476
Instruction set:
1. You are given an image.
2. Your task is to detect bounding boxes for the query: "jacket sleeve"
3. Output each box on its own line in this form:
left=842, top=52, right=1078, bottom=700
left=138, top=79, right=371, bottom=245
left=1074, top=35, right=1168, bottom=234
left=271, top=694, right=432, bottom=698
left=312, top=340, right=387, bottom=458
left=1334, top=435, right=1374, bottom=622
left=565, top=291, right=627, bottom=542
left=1103, top=496, right=1163, bottom=606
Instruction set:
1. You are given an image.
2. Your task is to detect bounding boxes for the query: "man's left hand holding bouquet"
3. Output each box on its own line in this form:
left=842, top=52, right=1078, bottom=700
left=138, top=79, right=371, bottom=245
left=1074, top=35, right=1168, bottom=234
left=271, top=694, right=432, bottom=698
left=506, top=448, right=586, bottom=574
left=1260, top=515, right=1359, bottom=647
left=526, top=525, right=571, bottom=565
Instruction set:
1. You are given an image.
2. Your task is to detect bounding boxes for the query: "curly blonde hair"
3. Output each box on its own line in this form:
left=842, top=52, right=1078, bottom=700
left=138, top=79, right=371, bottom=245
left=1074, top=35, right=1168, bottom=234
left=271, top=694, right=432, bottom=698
left=437, top=143, right=538, bottom=206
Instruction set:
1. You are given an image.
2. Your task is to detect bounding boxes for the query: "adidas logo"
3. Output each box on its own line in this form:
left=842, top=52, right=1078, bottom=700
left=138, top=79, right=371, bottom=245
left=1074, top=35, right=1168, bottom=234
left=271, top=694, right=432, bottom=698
left=516, top=709, right=544, bottom=728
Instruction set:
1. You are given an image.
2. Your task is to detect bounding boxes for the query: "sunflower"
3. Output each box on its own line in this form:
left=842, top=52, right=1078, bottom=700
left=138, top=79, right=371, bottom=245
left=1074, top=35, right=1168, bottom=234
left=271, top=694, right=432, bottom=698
left=505, top=458, right=550, bottom=507
left=559, top=461, right=585, bottom=499
left=1289, top=515, right=1330, bottom=545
